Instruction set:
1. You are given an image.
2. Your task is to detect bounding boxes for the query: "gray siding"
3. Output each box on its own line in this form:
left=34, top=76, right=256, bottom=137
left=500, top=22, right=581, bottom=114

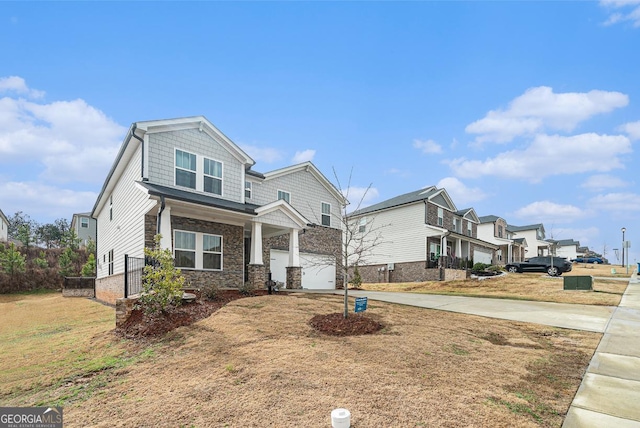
left=252, top=169, right=342, bottom=230
left=147, top=128, right=244, bottom=203
left=259, top=210, right=302, bottom=229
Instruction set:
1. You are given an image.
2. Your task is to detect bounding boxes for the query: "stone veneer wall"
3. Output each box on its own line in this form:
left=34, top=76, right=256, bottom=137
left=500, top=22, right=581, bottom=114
left=95, top=273, right=125, bottom=305
left=116, top=297, right=137, bottom=327
left=357, top=261, right=442, bottom=283
left=145, top=214, right=244, bottom=289
left=264, top=225, right=343, bottom=288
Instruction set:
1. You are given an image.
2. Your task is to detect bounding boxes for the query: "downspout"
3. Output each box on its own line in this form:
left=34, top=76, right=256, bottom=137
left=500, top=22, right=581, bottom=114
left=130, top=123, right=146, bottom=180
left=157, top=196, right=166, bottom=235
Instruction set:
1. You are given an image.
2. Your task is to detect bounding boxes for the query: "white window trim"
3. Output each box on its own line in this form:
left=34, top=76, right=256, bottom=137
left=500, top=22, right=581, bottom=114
left=467, top=222, right=472, bottom=237
left=437, top=207, right=444, bottom=227
left=321, top=202, right=331, bottom=227
left=174, top=229, right=223, bottom=271
left=174, top=148, right=198, bottom=190
left=358, top=217, right=367, bottom=233
left=81, top=218, right=89, bottom=228
left=245, top=181, right=252, bottom=199
left=203, top=156, right=224, bottom=197
left=277, top=189, right=291, bottom=204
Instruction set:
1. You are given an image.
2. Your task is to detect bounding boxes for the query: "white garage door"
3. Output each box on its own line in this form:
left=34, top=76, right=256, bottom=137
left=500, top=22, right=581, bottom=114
left=270, top=250, right=336, bottom=290
left=474, top=249, right=493, bottom=264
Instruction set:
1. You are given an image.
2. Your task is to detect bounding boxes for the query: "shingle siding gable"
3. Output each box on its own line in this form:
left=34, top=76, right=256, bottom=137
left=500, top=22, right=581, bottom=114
left=147, top=128, right=244, bottom=203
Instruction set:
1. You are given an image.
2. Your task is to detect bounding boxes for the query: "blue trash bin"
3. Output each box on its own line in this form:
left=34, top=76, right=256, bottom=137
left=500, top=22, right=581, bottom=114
left=637, top=262, right=640, bottom=274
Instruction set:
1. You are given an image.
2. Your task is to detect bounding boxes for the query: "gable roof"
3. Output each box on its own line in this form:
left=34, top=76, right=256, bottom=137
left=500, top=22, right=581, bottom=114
left=507, top=223, right=545, bottom=233
left=456, top=208, right=480, bottom=223
left=351, top=186, right=458, bottom=216
left=263, top=161, right=346, bottom=205
left=478, top=215, right=502, bottom=224
left=0, top=208, right=8, bottom=225
left=547, top=238, right=580, bottom=247
left=92, top=116, right=256, bottom=217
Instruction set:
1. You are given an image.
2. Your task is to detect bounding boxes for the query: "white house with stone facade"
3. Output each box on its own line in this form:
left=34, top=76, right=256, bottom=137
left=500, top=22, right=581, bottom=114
left=348, top=186, right=498, bottom=283
left=92, top=116, right=345, bottom=304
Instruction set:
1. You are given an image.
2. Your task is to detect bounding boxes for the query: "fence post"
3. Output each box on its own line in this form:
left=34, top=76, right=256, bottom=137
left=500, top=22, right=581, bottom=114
left=124, top=254, right=129, bottom=298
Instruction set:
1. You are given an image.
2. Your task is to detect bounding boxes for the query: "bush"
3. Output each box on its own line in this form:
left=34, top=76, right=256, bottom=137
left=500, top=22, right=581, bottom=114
left=58, top=247, right=78, bottom=277
left=350, top=264, right=362, bottom=288
left=487, top=265, right=504, bottom=272
left=238, top=281, right=255, bottom=296
left=0, top=243, right=26, bottom=276
left=33, top=251, right=49, bottom=269
left=138, top=235, right=185, bottom=314
left=202, top=282, right=220, bottom=300
left=81, top=253, right=96, bottom=277
left=472, top=263, right=491, bottom=272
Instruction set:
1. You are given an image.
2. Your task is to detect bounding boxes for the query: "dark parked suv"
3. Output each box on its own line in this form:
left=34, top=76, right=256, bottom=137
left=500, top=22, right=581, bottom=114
left=505, top=256, right=573, bottom=276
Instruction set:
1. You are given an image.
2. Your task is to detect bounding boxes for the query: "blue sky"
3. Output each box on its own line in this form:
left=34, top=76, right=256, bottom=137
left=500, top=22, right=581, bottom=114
left=1, top=1, right=639, bottom=264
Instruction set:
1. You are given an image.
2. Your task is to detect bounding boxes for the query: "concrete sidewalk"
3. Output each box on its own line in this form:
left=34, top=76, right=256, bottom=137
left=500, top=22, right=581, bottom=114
left=563, top=271, right=640, bottom=427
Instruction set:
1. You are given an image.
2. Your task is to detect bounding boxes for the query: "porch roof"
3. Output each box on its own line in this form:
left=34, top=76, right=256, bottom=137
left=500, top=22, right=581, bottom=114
left=137, top=182, right=260, bottom=215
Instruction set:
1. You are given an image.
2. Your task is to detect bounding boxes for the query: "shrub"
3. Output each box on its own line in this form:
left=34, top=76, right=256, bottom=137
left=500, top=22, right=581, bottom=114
left=58, top=247, right=78, bottom=277
left=238, top=280, right=255, bottom=296
left=350, top=264, right=362, bottom=288
left=471, top=263, right=491, bottom=272
left=0, top=243, right=26, bottom=276
left=138, top=235, right=185, bottom=314
left=202, top=282, right=220, bottom=300
left=487, top=265, right=504, bottom=272
left=33, top=251, right=50, bottom=269
left=81, top=253, right=96, bottom=277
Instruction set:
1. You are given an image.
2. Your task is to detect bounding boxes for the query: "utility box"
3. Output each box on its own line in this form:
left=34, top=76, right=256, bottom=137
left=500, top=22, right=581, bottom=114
left=563, top=276, right=593, bottom=291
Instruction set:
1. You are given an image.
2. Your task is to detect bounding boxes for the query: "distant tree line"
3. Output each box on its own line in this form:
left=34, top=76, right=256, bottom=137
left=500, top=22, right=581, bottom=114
left=7, top=211, right=79, bottom=249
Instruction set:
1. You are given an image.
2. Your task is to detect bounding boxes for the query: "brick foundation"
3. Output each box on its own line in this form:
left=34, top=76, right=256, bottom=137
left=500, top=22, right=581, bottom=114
left=286, top=266, right=302, bottom=289
left=357, top=261, right=442, bottom=283
left=95, top=273, right=125, bottom=305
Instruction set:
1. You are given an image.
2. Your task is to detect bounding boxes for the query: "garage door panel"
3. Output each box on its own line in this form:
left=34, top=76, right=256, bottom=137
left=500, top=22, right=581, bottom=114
left=474, top=249, right=493, bottom=264
left=270, top=250, right=336, bottom=289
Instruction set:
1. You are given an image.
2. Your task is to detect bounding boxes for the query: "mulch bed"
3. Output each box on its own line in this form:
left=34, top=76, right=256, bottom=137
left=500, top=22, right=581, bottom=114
left=115, top=289, right=383, bottom=339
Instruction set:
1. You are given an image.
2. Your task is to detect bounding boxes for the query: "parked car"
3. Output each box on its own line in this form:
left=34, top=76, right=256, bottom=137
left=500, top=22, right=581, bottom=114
left=571, top=256, right=604, bottom=264
left=505, top=256, right=573, bottom=276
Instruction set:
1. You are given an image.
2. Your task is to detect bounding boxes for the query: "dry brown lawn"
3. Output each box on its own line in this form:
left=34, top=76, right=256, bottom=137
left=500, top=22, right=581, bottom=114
left=361, top=264, right=630, bottom=306
left=1, top=292, right=601, bottom=427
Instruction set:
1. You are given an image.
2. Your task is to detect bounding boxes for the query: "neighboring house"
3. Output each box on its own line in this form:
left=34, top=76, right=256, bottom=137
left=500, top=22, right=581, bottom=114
left=71, top=212, right=97, bottom=247
left=548, top=239, right=580, bottom=260
left=477, top=215, right=527, bottom=265
left=506, top=224, right=552, bottom=257
left=92, top=116, right=345, bottom=304
left=0, top=208, right=8, bottom=242
left=348, top=186, right=498, bottom=283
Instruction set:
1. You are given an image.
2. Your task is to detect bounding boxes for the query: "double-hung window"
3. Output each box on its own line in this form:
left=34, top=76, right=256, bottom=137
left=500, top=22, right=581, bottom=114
left=437, top=207, right=444, bottom=226
left=203, top=234, right=222, bottom=270
left=467, top=221, right=472, bottom=237
left=174, top=231, right=196, bottom=269
left=321, top=202, right=331, bottom=227
left=245, top=181, right=252, bottom=199
left=81, top=218, right=89, bottom=228
left=358, top=217, right=366, bottom=233
left=108, top=249, right=114, bottom=275
left=498, top=225, right=503, bottom=238
left=204, top=158, right=222, bottom=195
left=175, top=149, right=197, bottom=189
left=277, top=190, right=291, bottom=203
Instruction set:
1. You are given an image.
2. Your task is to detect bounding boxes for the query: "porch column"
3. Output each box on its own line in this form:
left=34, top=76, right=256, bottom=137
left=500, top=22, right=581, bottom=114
left=289, top=228, right=300, bottom=267
left=508, top=243, right=513, bottom=263
left=455, top=237, right=462, bottom=258
left=250, top=221, right=263, bottom=265
left=287, top=228, right=302, bottom=289
left=159, top=205, right=172, bottom=250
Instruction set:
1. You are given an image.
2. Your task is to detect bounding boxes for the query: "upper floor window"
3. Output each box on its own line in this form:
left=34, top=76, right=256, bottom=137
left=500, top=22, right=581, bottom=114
left=175, top=149, right=197, bottom=189
left=498, top=225, right=503, bottom=238
left=81, top=218, right=89, bottom=228
left=453, top=218, right=461, bottom=233
left=245, top=181, right=252, bottom=199
left=277, top=190, right=291, bottom=204
left=467, top=221, right=472, bottom=237
left=321, top=202, right=331, bottom=227
left=109, top=195, right=113, bottom=221
left=437, top=207, right=444, bottom=226
left=358, top=217, right=367, bottom=233
left=203, top=158, right=222, bottom=196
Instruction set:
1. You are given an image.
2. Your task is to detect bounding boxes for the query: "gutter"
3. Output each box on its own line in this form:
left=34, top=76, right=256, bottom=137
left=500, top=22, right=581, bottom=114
left=130, top=123, right=146, bottom=180
left=157, top=195, right=166, bottom=235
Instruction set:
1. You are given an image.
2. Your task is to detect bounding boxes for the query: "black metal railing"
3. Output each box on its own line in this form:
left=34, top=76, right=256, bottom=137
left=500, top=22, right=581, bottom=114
left=124, top=254, right=146, bottom=297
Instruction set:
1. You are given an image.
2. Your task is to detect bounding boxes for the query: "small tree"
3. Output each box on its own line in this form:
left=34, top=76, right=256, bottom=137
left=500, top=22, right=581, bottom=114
left=58, top=247, right=79, bottom=277
left=138, top=235, right=185, bottom=314
left=81, top=253, right=96, bottom=277
left=0, top=243, right=26, bottom=277
left=350, top=264, right=362, bottom=289
left=33, top=251, right=49, bottom=269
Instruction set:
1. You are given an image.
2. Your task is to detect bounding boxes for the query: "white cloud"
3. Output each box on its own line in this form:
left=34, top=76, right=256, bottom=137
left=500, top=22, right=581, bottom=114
left=0, top=181, right=97, bottom=221
left=240, top=144, right=283, bottom=164
left=292, top=149, right=316, bottom=163
left=0, top=89, right=126, bottom=184
left=436, top=177, right=487, bottom=206
left=580, top=174, right=629, bottom=191
left=465, top=86, right=629, bottom=144
left=620, top=120, right=640, bottom=140
left=343, top=186, right=380, bottom=211
left=588, top=192, right=640, bottom=212
left=413, top=139, right=443, bottom=154
left=514, top=201, right=586, bottom=223
left=384, top=168, right=411, bottom=178
left=449, top=133, right=631, bottom=182
left=0, top=76, right=45, bottom=99
left=600, top=0, right=640, bottom=27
